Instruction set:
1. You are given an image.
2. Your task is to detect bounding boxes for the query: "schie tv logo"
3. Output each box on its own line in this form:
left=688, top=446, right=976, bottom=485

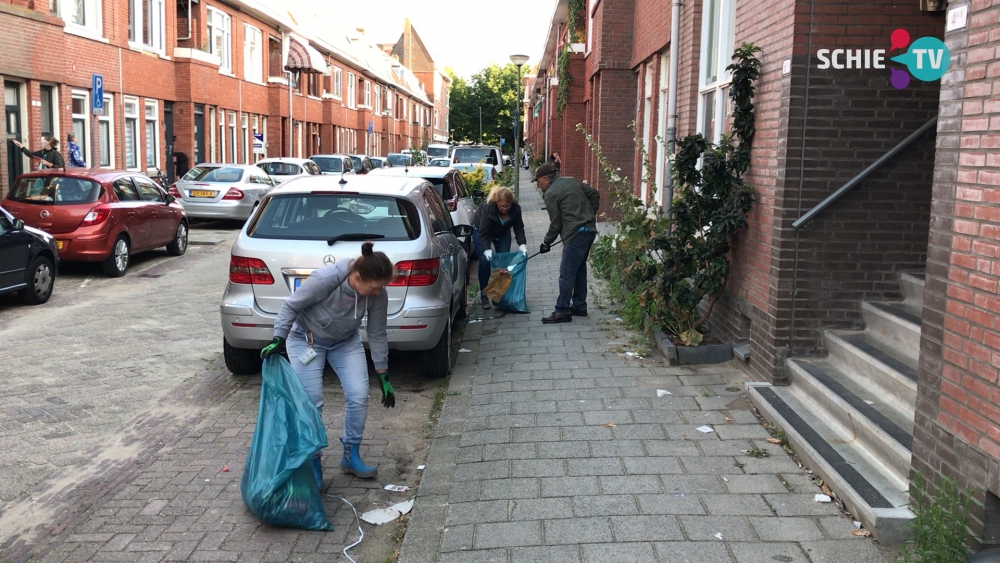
left=816, top=29, right=950, bottom=89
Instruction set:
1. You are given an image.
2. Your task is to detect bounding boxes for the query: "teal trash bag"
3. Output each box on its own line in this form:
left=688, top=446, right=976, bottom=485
left=241, top=355, right=332, bottom=531
left=490, top=251, right=530, bottom=313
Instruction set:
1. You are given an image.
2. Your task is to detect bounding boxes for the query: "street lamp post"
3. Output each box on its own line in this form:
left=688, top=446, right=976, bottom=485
left=510, top=54, right=529, bottom=200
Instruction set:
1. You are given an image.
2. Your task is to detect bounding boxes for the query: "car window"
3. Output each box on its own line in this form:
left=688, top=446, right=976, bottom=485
left=9, top=176, right=102, bottom=205
left=304, top=161, right=322, bottom=175
left=421, top=188, right=452, bottom=233
left=247, top=194, right=421, bottom=241
left=311, top=157, right=343, bottom=173
left=258, top=162, right=302, bottom=176
left=183, top=166, right=242, bottom=182
left=0, top=211, right=12, bottom=231
left=181, top=165, right=220, bottom=180
left=387, top=154, right=411, bottom=167
left=113, top=178, right=140, bottom=201
left=452, top=173, right=469, bottom=198
left=134, top=177, right=164, bottom=201
left=453, top=148, right=495, bottom=165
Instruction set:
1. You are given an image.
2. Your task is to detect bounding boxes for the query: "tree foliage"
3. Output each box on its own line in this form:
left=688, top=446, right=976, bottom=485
left=447, top=64, right=523, bottom=150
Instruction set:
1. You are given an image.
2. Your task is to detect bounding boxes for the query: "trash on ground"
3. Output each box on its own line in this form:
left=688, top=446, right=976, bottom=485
left=852, top=529, right=872, bottom=537
left=724, top=416, right=734, bottom=422
left=714, top=532, right=723, bottom=540
left=671, top=493, right=684, bottom=498
left=853, top=521, right=862, bottom=529
left=656, top=389, right=672, bottom=397
left=814, top=494, right=832, bottom=503
left=417, top=465, right=425, bottom=470
left=615, top=317, right=623, bottom=322
left=468, top=319, right=482, bottom=323
left=766, top=438, right=782, bottom=444
left=360, top=499, right=414, bottom=525
left=459, top=348, right=472, bottom=353
left=604, top=422, right=616, bottom=428
left=863, top=400, right=874, bottom=405
left=384, top=484, right=410, bottom=493
left=696, top=425, right=715, bottom=433
left=222, top=466, right=229, bottom=472
left=620, top=351, right=644, bottom=358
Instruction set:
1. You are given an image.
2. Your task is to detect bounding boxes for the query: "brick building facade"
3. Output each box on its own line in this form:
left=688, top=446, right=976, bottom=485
left=1, top=0, right=433, bottom=196
left=528, top=0, right=999, bottom=546
left=390, top=19, right=450, bottom=145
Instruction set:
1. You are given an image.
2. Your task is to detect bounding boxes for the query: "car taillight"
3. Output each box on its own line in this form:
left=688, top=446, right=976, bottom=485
left=446, top=199, right=458, bottom=212
left=223, top=188, right=245, bottom=200
left=79, top=206, right=111, bottom=227
left=167, top=185, right=181, bottom=197
left=388, top=258, right=440, bottom=287
left=229, top=256, right=274, bottom=284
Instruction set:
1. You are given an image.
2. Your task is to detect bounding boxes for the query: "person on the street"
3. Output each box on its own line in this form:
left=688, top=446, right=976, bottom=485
left=533, top=163, right=600, bottom=324
left=66, top=133, right=87, bottom=168
left=173, top=151, right=190, bottom=180
left=13, top=137, right=64, bottom=170
left=260, top=242, right=396, bottom=488
left=549, top=151, right=562, bottom=175
left=472, top=186, right=527, bottom=309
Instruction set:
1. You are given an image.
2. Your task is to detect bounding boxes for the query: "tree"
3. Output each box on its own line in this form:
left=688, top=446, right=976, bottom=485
left=448, top=64, right=523, bottom=151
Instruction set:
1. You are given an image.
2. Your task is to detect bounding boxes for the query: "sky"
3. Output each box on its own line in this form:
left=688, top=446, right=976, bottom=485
left=283, top=0, right=556, bottom=79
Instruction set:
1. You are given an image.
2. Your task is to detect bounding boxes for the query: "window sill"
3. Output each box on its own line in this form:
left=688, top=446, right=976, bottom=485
left=64, top=24, right=108, bottom=43
left=322, top=93, right=341, bottom=100
left=245, top=79, right=266, bottom=87
left=308, top=95, right=322, bottom=101
left=128, top=42, right=167, bottom=58
left=219, top=70, right=236, bottom=78
left=267, top=76, right=289, bottom=85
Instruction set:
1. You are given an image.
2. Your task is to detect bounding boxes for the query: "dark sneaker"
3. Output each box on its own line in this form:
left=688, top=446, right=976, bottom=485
left=541, top=312, right=572, bottom=324
left=481, top=295, right=492, bottom=309
left=571, top=309, right=588, bottom=317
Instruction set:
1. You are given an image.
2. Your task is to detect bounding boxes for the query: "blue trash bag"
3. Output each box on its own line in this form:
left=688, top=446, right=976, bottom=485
left=241, top=355, right=332, bottom=531
left=490, top=251, right=530, bottom=313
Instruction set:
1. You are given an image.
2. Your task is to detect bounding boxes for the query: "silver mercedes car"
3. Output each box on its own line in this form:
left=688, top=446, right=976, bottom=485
left=169, top=163, right=275, bottom=221
left=220, top=174, right=472, bottom=378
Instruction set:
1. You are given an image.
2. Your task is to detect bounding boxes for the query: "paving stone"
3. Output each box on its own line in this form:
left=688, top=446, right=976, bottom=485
left=751, top=517, right=825, bottom=542
left=678, top=515, right=757, bottom=541
left=800, top=539, right=889, bottom=562
left=817, top=515, right=865, bottom=539
left=440, top=525, right=475, bottom=552
left=535, top=412, right=585, bottom=427
left=544, top=517, right=612, bottom=545
left=567, top=458, right=624, bottom=476
left=453, top=461, right=511, bottom=482
left=701, top=494, right=775, bottom=516
left=622, top=457, right=683, bottom=475
left=610, top=515, right=684, bottom=541
left=696, top=439, right=755, bottom=457
left=589, top=440, right=647, bottom=457
left=460, top=429, right=512, bottom=447
left=510, top=497, right=574, bottom=521
left=636, top=494, right=707, bottom=515
left=510, top=545, right=583, bottom=563
left=582, top=542, right=657, bottom=562
left=582, top=411, right=635, bottom=426
left=484, top=443, right=538, bottom=461
left=540, top=476, right=600, bottom=498
left=446, top=501, right=510, bottom=526
left=438, top=548, right=508, bottom=563
left=764, top=494, right=844, bottom=517
left=479, top=478, right=540, bottom=500
left=599, top=475, right=663, bottom=495
left=723, top=474, right=792, bottom=494
left=678, top=456, right=746, bottom=475
left=660, top=474, right=727, bottom=494
left=474, top=521, right=541, bottom=549
left=561, top=426, right=614, bottom=441
left=643, top=440, right=702, bottom=457
left=728, top=541, right=809, bottom=562
left=511, top=459, right=566, bottom=478
left=572, top=495, right=640, bottom=517
left=654, top=541, right=735, bottom=562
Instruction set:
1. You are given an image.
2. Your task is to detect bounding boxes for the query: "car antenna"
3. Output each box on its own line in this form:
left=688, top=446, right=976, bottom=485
left=339, top=170, right=347, bottom=187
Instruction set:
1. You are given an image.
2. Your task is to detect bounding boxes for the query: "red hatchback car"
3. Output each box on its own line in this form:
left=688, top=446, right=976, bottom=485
left=3, top=169, right=188, bottom=277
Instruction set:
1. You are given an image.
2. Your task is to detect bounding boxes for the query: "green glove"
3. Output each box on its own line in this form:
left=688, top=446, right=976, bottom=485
left=378, top=372, right=395, bottom=408
left=260, top=336, right=286, bottom=359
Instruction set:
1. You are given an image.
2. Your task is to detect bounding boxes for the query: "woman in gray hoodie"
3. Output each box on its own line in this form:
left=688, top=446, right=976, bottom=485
left=260, top=242, right=396, bottom=488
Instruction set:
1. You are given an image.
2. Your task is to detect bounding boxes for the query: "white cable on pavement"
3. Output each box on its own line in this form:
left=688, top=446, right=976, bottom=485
left=326, top=494, right=363, bottom=563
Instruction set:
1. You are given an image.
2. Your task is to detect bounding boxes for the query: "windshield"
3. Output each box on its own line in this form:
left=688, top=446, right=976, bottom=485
left=453, top=148, right=496, bottom=165
left=258, top=162, right=302, bottom=176
left=9, top=176, right=102, bottom=205
left=429, top=159, right=449, bottom=167
left=248, top=194, right=421, bottom=241
left=311, top=157, right=344, bottom=173
left=387, top=154, right=411, bottom=166
left=427, top=147, right=449, bottom=158
left=456, top=164, right=493, bottom=180
left=180, top=166, right=244, bottom=183
left=370, top=159, right=385, bottom=169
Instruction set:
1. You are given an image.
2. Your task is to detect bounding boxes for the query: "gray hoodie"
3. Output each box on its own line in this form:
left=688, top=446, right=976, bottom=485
left=273, top=260, right=389, bottom=371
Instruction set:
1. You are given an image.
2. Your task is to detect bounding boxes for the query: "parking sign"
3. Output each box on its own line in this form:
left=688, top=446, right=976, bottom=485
left=91, top=74, right=103, bottom=114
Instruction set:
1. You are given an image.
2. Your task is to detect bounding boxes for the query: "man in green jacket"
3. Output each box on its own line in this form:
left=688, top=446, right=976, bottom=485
left=533, top=163, right=600, bottom=324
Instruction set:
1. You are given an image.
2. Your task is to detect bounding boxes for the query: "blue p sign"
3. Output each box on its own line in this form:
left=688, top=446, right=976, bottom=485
left=91, top=74, right=104, bottom=113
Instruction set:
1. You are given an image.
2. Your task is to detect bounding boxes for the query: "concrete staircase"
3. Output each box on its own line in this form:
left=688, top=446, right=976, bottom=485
left=748, top=272, right=924, bottom=544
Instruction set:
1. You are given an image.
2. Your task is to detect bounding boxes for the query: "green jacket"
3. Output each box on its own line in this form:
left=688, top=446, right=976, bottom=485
left=542, top=176, right=600, bottom=245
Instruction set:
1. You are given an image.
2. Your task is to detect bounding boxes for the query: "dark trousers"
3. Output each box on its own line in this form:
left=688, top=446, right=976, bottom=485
left=472, top=227, right=512, bottom=292
left=555, top=230, right=597, bottom=314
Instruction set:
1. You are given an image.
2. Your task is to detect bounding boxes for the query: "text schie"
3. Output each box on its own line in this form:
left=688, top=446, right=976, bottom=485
left=817, top=49, right=886, bottom=69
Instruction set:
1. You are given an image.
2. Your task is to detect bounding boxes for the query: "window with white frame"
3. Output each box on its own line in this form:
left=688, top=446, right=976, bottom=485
left=208, top=7, right=232, bottom=73
left=129, top=0, right=164, bottom=52
left=698, top=0, right=736, bottom=143
left=654, top=51, right=670, bottom=201
left=333, top=68, right=342, bottom=99
left=364, top=80, right=371, bottom=107
left=71, top=91, right=91, bottom=166
left=124, top=97, right=140, bottom=170
left=99, top=95, right=114, bottom=167
left=375, top=86, right=381, bottom=113
left=347, top=73, right=356, bottom=108
left=144, top=100, right=159, bottom=168
left=243, top=24, right=263, bottom=83
left=229, top=112, right=237, bottom=163
left=209, top=107, right=217, bottom=162
left=65, top=0, right=102, bottom=35
left=260, top=116, right=267, bottom=158
left=640, top=62, right=654, bottom=202
left=586, top=0, right=596, bottom=54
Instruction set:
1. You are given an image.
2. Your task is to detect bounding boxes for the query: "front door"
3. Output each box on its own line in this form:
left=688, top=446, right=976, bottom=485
left=5, top=81, right=24, bottom=192
left=193, top=104, right=205, bottom=164
left=164, top=102, right=175, bottom=184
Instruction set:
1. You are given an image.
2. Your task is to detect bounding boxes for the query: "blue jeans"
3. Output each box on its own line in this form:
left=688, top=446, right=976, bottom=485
left=286, top=327, right=369, bottom=447
left=473, top=227, right=512, bottom=293
left=555, top=230, right=597, bottom=315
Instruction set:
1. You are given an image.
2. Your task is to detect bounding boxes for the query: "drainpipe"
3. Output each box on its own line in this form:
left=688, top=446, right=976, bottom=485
left=178, top=0, right=192, bottom=41
left=544, top=77, right=551, bottom=161
left=664, top=0, right=681, bottom=212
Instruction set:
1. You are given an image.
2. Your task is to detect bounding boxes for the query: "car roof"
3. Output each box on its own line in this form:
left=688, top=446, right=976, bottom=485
left=310, top=154, right=351, bottom=159
left=14, top=168, right=135, bottom=183
left=268, top=174, right=429, bottom=197
left=191, top=163, right=261, bottom=169
left=369, top=166, right=451, bottom=179
left=455, top=145, right=500, bottom=150
left=256, top=157, right=314, bottom=164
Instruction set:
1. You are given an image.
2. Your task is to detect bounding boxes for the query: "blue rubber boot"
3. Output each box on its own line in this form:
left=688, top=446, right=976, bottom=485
left=340, top=438, right=377, bottom=479
left=310, top=456, right=323, bottom=490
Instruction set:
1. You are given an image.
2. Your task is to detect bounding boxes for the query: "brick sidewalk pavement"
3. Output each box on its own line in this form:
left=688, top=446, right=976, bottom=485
left=396, top=177, right=890, bottom=563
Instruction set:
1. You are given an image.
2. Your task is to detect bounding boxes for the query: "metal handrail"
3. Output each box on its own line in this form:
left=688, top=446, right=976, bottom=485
left=792, top=116, right=938, bottom=229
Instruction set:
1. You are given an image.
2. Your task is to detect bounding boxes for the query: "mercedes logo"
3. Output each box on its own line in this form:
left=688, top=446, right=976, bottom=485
left=323, top=255, right=336, bottom=265
left=39, top=210, right=50, bottom=219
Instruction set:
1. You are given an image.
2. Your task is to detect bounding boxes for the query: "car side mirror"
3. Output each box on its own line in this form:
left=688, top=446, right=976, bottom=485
left=472, top=189, right=484, bottom=199
left=452, top=224, right=473, bottom=238
left=13, top=219, right=24, bottom=230
left=164, top=194, right=176, bottom=204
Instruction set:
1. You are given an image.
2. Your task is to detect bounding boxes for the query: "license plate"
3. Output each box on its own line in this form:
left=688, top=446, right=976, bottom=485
left=293, top=278, right=305, bottom=291
left=56, top=240, right=65, bottom=250
left=190, top=190, right=216, bottom=198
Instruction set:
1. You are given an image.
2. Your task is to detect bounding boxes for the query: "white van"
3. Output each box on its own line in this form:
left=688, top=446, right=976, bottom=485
left=427, top=143, right=453, bottom=160
left=452, top=145, right=503, bottom=175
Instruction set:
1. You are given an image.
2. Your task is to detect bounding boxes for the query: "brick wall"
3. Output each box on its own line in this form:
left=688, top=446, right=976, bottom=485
left=632, top=0, right=670, bottom=67
left=912, top=0, right=1000, bottom=545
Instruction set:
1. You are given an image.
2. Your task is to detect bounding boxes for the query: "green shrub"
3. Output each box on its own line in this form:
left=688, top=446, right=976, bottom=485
left=903, top=473, right=974, bottom=563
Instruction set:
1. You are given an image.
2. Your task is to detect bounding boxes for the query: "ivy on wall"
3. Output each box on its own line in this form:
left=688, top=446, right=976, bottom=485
left=557, top=0, right=586, bottom=117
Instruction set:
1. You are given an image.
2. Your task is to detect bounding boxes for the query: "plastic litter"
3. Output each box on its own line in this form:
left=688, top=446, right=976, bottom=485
left=241, top=356, right=332, bottom=531
left=814, top=494, right=832, bottom=503
left=696, top=426, right=715, bottom=433
left=656, top=389, right=672, bottom=397
left=360, top=499, right=414, bottom=525
left=417, top=465, right=425, bottom=470
left=489, top=251, right=530, bottom=313
left=714, top=532, right=724, bottom=540
left=459, top=348, right=472, bottom=353
left=384, top=484, right=410, bottom=492
left=222, top=466, right=229, bottom=472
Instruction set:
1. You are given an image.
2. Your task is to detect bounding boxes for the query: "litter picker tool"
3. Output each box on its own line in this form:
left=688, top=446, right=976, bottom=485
left=483, top=239, right=563, bottom=302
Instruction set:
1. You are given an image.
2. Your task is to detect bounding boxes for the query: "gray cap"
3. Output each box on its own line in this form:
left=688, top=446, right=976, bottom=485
left=532, top=163, right=557, bottom=181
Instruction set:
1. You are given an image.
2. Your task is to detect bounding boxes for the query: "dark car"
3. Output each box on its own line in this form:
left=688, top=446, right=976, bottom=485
left=0, top=206, right=58, bottom=304
left=3, top=169, right=188, bottom=277
left=348, top=155, right=375, bottom=175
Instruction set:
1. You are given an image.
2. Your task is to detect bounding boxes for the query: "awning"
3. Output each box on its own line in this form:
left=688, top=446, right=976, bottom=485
left=285, top=35, right=329, bottom=75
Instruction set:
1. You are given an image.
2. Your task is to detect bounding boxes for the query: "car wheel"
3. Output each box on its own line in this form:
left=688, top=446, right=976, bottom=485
left=422, top=316, right=452, bottom=378
left=20, top=255, right=55, bottom=305
left=166, top=221, right=188, bottom=256
left=224, top=338, right=263, bottom=375
left=456, top=276, right=468, bottom=320
left=102, top=235, right=130, bottom=277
